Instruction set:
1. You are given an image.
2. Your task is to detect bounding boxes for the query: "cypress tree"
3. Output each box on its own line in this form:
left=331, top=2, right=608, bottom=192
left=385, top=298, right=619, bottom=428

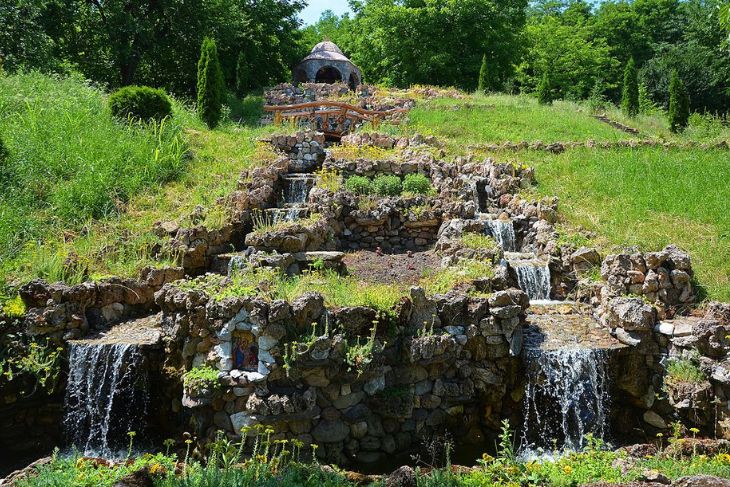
left=620, top=57, right=639, bottom=117
left=478, top=54, right=488, bottom=93
left=537, top=71, right=553, bottom=105
left=197, top=37, right=224, bottom=128
left=668, top=69, right=689, bottom=133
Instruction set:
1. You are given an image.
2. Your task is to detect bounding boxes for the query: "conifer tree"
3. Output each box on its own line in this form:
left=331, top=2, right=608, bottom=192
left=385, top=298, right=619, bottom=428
left=478, top=54, right=489, bottom=93
left=537, top=71, right=553, bottom=105
left=620, top=57, right=639, bottom=117
left=197, top=37, right=224, bottom=128
left=668, top=69, right=689, bottom=133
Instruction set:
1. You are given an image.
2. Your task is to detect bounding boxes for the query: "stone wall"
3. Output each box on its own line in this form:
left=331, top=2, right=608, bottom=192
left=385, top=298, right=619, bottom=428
left=340, top=133, right=442, bottom=151
left=266, top=131, right=326, bottom=173
left=155, top=284, right=530, bottom=465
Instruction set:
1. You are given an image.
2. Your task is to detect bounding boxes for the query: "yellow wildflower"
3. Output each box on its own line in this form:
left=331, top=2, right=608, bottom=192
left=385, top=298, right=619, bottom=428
left=149, top=463, right=166, bottom=476
left=563, top=465, right=574, bottom=474
left=481, top=453, right=494, bottom=463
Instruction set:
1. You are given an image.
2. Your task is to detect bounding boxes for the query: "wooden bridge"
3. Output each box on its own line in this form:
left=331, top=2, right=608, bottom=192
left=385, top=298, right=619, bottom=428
left=263, top=101, right=408, bottom=138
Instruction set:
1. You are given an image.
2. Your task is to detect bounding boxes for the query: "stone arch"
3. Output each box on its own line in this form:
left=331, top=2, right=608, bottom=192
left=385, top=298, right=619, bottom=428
left=315, top=65, right=342, bottom=84
left=348, top=72, right=360, bottom=90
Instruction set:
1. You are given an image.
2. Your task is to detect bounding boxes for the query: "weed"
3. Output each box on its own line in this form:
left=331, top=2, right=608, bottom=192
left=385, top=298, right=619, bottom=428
left=183, top=365, right=220, bottom=395
left=460, top=232, right=499, bottom=251
left=665, top=356, right=706, bottom=386
left=421, top=259, right=495, bottom=295
left=315, top=168, right=341, bottom=193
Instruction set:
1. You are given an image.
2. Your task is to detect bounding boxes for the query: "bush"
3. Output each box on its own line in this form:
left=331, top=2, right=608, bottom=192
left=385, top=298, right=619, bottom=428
left=621, top=58, right=639, bottom=118
left=197, top=37, right=224, bottom=128
left=109, top=85, right=172, bottom=122
left=669, top=70, right=690, bottom=133
left=345, top=175, right=373, bottom=195
left=402, top=173, right=432, bottom=195
left=372, top=175, right=402, bottom=196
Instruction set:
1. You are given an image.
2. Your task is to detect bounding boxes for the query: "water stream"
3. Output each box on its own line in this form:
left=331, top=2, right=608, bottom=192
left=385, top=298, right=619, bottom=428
left=485, top=219, right=516, bottom=252
left=282, top=174, right=316, bottom=205
left=64, top=343, right=148, bottom=458
left=520, top=348, right=610, bottom=457
left=513, top=262, right=552, bottom=301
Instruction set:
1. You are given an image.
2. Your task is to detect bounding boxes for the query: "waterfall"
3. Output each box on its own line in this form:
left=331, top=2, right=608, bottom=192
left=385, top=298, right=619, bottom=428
left=520, top=348, right=610, bottom=457
left=514, top=263, right=551, bottom=301
left=485, top=219, right=516, bottom=252
left=265, top=207, right=307, bottom=224
left=283, top=175, right=315, bottom=205
left=64, top=343, right=148, bottom=458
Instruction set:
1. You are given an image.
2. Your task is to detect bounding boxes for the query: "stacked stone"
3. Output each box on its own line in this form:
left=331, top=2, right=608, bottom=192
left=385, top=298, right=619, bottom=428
left=268, top=131, right=326, bottom=172
left=264, top=83, right=351, bottom=106
left=340, top=133, right=441, bottom=150
left=155, top=281, right=529, bottom=465
left=468, top=139, right=730, bottom=154
left=18, top=267, right=184, bottom=340
left=600, top=244, right=695, bottom=313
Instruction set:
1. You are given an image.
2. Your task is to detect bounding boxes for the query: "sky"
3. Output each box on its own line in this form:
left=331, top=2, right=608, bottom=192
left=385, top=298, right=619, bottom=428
left=299, top=0, right=353, bottom=25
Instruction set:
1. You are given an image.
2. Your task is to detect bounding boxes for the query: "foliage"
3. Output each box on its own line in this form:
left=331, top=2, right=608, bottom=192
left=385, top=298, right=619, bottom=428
left=536, top=72, right=553, bottom=105
left=197, top=38, right=224, bottom=129
left=665, top=357, right=706, bottom=386
left=669, top=70, right=690, bottom=133
left=315, top=168, right=341, bottom=193
left=109, top=86, right=173, bottom=122
left=621, top=58, right=639, bottom=117
left=478, top=54, right=489, bottom=93
left=0, top=73, right=187, bottom=286
left=183, top=365, right=220, bottom=395
left=2, top=1, right=304, bottom=96
left=345, top=324, right=381, bottom=375
left=422, top=259, right=495, bottom=295
left=460, top=233, right=499, bottom=251
left=402, top=173, right=433, bottom=195
left=344, top=175, right=372, bottom=196
left=371, top=175, right=402, bottom=197
left=341, top=0, right=527, bottom=89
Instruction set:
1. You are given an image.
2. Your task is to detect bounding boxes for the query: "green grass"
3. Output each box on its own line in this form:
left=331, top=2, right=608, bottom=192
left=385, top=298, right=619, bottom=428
left=386, top=94, right=633, bottom=153
left=0, top=73, right=278, bottom=295
left=523, top=147, right=730, bottom=301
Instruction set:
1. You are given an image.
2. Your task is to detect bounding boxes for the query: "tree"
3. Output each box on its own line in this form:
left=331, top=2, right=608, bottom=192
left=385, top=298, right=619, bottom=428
left=537, top=71, right=553, bottom=104
left=668, top=70, right=689, bottom=133
left=621, top=58, right=639, bottom=117
left=197, top=38, right=224, bottom=129
left=478, top=54, right=489, bottom=92
left=346, top=0, right=527, bottom=89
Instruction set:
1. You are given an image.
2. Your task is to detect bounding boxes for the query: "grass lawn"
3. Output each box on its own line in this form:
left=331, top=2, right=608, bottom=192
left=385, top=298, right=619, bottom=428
left=386, top=94, right=634, bottom=153
left=521, top=147, right=730, bottom=301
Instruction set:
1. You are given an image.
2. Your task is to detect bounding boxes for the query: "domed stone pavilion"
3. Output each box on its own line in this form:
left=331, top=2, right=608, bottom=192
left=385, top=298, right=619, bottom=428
left=293, top=40, right=362, bottom=90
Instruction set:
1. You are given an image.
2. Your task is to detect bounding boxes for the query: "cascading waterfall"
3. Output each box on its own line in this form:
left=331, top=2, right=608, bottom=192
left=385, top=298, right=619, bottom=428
left=265, top=207, right=307, bottom=224
left=485, top=219, right=516, bottom=252
left=514, top=263, right=551, bottom=301
left=283, top=175, right=315, bottom=205
left=520, top=348, right=610, bottom=457
left=64, top=343, right=148, bottom=458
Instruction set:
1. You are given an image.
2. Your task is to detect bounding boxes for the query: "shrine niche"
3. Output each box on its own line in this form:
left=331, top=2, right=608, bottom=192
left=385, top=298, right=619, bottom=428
left=233, top=330, right=258, bottom=371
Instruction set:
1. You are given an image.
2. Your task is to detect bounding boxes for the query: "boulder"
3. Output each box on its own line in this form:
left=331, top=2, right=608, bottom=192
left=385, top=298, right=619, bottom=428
left=312, top=420, right=349, bottom=443
left=604, top=297, right=655, bottom=331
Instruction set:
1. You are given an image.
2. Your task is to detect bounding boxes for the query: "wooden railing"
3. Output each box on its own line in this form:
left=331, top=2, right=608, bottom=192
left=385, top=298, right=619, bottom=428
left=264, top=101, right=407, bottom=137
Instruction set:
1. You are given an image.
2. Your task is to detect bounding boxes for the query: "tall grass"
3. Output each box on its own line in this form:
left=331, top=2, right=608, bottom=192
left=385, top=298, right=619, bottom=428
left=0, top=72, right=186, bottom=274
left=0, top=73, right=278, bottom=291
